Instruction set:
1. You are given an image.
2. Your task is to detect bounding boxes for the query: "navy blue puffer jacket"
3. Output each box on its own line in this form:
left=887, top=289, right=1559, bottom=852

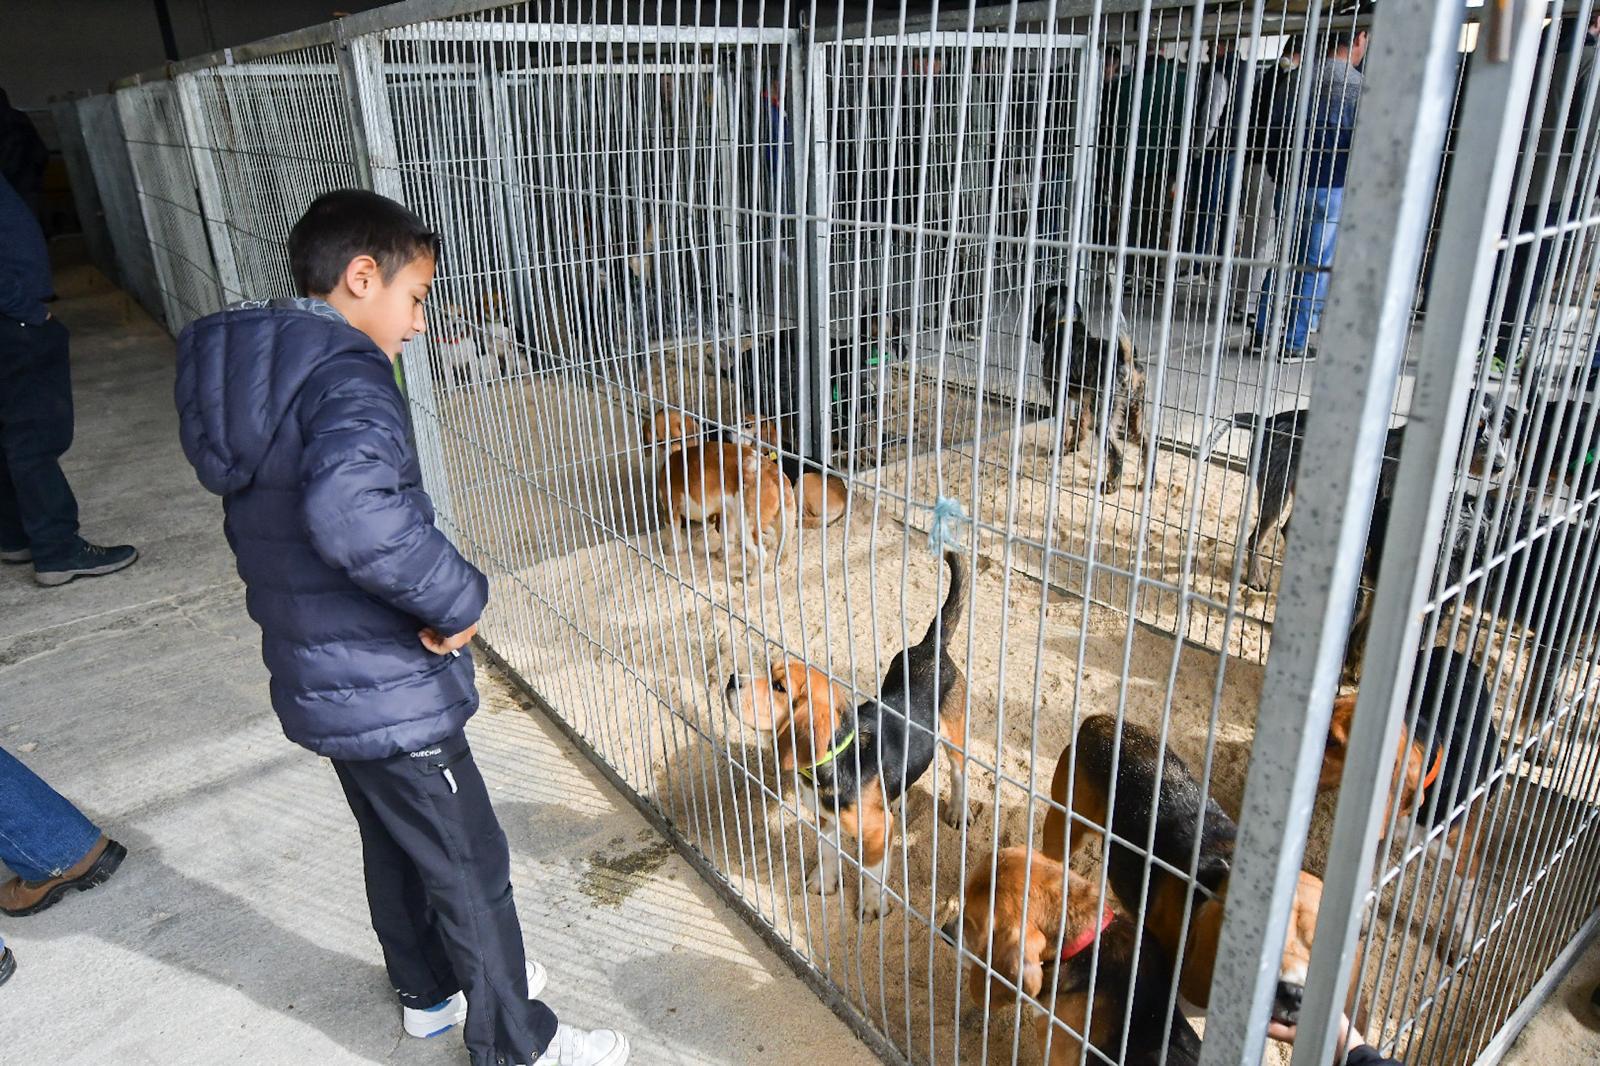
left=175, top=300, right=487, bottom=760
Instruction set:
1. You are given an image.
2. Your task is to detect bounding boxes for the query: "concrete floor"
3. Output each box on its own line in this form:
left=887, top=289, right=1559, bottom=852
left=0, top=264, right=877, bottom=1066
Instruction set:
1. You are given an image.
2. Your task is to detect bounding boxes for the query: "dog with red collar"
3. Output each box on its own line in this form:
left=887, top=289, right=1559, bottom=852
left=942, top=846, right=1201, bottom=1066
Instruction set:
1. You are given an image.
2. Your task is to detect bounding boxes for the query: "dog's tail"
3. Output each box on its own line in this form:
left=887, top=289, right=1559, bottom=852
left=1202, top=411, right=1261, bottom=461
left=920, top=549, right=969, bottom=650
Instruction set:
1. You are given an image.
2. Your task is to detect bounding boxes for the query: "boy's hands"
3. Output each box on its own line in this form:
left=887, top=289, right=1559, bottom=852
left=419, top=622, right=478, bottom=656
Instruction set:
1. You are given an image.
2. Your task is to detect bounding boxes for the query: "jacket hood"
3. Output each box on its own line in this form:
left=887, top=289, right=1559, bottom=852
left=175, top=299, right=386, bottom=495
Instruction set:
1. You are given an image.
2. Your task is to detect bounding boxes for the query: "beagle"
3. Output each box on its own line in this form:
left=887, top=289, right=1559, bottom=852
left=644, top=409, right=847, bottom=530
left=942, top=846, right=1201, bottom=1066
left=1042, top=714, right=1324, bottom=1026
left=1322, top=647, right=1502, bottom=954
left=658, top=439, right=794, bottom=565
left=735, top=414, right=850, bottom=529
left=642, top=409, right=702, bottom=455
left=724, top=550, right=971, bottom=919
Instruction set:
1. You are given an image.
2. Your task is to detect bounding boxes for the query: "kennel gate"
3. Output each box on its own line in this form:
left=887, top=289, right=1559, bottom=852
left=95, top=2, right=1600, bottom=1065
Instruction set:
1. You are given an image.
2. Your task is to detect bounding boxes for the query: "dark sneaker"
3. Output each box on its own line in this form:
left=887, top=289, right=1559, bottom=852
left=0, top=946, right=14, bottom=987
left=33, top=542, right=138, bottom=587
left=1280, top=346, right=1317, bottom=364
left=0, top=836, right=127, bottom=916
left=0, top=547, right=30, bottom=564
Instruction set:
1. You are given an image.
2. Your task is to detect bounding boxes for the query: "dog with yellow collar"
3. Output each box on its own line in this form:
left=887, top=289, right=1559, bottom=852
left=941, top=846, right=1201, bottom=1066
left=723, top=549, right=971, bottom=919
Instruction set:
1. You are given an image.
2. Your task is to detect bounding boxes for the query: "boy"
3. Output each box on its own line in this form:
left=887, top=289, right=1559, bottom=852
left=175, top=189, right=628, bottom=1066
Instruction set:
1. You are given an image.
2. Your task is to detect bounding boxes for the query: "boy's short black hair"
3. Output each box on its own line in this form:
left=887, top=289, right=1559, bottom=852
left=288, top=189, right=440, bottom=297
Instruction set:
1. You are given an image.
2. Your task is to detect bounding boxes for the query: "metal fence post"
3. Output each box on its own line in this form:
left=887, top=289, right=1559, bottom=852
left=803, top=29, right=833, bottom=467
left=1289, top=7, right=1550, bottom=1065
left=334, top=18, right=377, bottom=191
left=174, top=69, right=244, bottom=304
left=337, top=25, right=459, bottom=536
left=1195, top=4, right=1474, bottom=1065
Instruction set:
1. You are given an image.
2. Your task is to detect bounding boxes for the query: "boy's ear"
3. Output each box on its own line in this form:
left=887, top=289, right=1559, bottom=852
left=341, top=254, right=383, bottom=299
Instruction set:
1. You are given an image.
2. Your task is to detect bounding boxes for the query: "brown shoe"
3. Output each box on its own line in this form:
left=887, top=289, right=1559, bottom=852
left=0, top=836, right=127, bottom=916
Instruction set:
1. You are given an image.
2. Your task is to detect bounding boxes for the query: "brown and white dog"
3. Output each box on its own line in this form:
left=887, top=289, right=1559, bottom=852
left=642, top=408, right=702, bottom=455
left=736, top=415, right=850, bottom=529
left=1042, top=715, right=1324, bottom=1026
left=658, top=438, right=794, bottom=565
left=942, top=846, right=1201, bottom=1066
left=647, top=409, right=848, bottom=530
left=1321, top=648, right=1502, bottom=956
left=724, top=550, right=971, bottom=918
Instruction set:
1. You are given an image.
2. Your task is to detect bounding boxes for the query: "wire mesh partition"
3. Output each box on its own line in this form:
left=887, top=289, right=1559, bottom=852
left=75, top=93, right=165, bottom=321
left=100, top=2, right=1600, bottom=1065
left=182, top=43, right=361, bottom=304
left=116, top=78, right=224, bottom=330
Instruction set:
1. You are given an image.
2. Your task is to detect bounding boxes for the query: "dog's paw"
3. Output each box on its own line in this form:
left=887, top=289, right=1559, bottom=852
left=858, top=889, right=886, bottom=921
left=941, top=800, right=974, bottom=829
left=806, top=863, right=833, bottom=896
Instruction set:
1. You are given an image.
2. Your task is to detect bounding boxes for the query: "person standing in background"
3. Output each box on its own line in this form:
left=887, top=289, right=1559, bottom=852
left=1253, top=28, right=1368, bottom=363
left=0, top=88, right=47, bottom=218
left=0, top=175, right=139, bottom=586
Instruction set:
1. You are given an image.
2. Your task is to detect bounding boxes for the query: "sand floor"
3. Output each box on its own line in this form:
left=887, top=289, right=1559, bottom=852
left=423, top=365, right=1600, bottom=1066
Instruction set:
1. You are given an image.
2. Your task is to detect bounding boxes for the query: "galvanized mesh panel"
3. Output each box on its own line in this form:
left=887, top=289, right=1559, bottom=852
left=116, top=79, right=223, bottom=330
left=76, top=93, right=163, bottom=320
left=51, top=99, right=117, bottom=283
left=183, top=49, right=359, bottom=302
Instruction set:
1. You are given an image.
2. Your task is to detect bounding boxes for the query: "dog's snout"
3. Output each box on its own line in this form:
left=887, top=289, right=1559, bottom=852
left=724, top=674, right=742, bottom=695
left=939, top=915, right=961, bottom=946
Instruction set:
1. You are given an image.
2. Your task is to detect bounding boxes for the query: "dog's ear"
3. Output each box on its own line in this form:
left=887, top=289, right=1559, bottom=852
left=1320, top=693, right=1358, bottom=790
left=773, top=658, right=810, bottom=703
left=985, top=923, right=1047, bottom=1003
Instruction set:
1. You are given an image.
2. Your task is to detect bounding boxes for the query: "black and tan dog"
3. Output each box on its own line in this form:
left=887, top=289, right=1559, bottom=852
left=942, top=846, right=1202, bottom=1066
left=1321, top=647, right=1503, bottom=955
left=722, top=313, right=904, bottom=462
left=1217, top=395, right=1509, bottom=596
left=1042, top=715, right=1324, bottom=1026
left=1029, top=287, right=1147, bottom=495
left=724, top=550, right=971, bottom=919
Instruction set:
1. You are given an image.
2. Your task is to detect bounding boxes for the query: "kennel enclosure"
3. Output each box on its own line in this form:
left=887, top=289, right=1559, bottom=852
left=63, top=1, right=1600, bottom=1064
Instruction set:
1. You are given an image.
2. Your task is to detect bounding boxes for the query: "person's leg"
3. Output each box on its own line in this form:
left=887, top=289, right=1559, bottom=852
left=0, top=745, right=102, bottom=882
left=332, top=760, right=462, bottom=1016
left=1255, top=182, right=1288, bottom=341
left=339, top=733, right=559, bottom=1065
left=0, top=319, right=80, bottom=565
left=1286, top=186, right=1341, bottom=353
left=0, top=447, right=27, bottom=556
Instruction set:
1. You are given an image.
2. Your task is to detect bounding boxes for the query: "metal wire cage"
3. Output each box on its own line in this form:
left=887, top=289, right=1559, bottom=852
left=87, top=2, right=1600, bottom=1065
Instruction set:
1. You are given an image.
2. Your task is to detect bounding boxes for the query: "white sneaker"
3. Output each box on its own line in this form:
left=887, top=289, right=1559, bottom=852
left=526, top=1024, right=631, bottom=1066
left=403, top=994, right=466, bottom=1039
left=401, top=958, right=550, bottom=1038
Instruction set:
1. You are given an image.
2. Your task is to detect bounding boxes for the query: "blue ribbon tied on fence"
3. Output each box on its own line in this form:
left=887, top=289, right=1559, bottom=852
left=927, top=496, right=970, bottom=553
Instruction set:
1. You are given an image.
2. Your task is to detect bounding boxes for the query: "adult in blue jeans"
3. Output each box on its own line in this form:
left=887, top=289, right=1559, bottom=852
left=1255, top=29, right=1369, bottom=363
left=0, top=745, right=126, bottom=919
